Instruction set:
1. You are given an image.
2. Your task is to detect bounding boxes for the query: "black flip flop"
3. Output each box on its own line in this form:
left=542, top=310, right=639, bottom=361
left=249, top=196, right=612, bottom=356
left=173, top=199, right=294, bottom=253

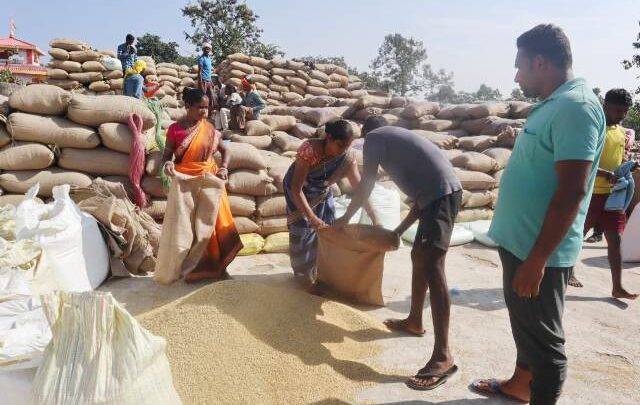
left=406, top=364, right=458, bottom=391
left=470, top=379, right=528, bottom=403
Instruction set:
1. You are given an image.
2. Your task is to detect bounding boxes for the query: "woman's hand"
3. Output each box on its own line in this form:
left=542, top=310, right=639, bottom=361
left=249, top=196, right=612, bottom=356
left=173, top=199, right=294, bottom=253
left=310, top=216, right=328, bottom=230
left=164, top=161, right=176, bottom=177
left=217, top=167, right=229, bottom=180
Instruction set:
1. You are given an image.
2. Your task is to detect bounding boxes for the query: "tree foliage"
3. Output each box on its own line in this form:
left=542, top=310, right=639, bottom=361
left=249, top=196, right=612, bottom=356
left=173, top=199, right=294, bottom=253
left=622, top=21, right=640, bottom=95
left=423, top=64, right=455, bottom=102
left=509, top=88, right=536, bottom=103
left=136, top=34, right=180, bottom=63
left=474, top=84, right=503, bottom=101
left=182, top=0, right=282, bottom=65
left=623, top=103, right=640, bottom=135
left=371, top=33, right=427, bottom=96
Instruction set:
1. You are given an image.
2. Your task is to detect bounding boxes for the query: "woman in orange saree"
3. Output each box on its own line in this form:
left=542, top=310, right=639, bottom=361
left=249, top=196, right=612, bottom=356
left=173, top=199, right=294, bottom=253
left=162, top=87, right=243, bottom=282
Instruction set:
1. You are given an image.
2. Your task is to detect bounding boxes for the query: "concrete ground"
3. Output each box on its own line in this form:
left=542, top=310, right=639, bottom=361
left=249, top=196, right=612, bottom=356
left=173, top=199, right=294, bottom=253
left=102, top=240, right=640, bottom=404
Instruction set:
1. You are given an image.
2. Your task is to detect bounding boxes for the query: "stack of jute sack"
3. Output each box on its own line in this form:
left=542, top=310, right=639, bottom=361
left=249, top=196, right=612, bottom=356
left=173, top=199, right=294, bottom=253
left=0, top=84, right=157, bottom=206
left=148, top=62, right=199, bottom=108
left=46, top=38, right=125, bottom=95
left=218, top=53, right=365, bottom=106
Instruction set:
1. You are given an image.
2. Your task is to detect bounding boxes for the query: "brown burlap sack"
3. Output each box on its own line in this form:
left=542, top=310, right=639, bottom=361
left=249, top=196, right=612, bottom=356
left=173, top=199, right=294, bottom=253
left=291, top=122, right=318, bottom=139
left=304, top=96, right=337, bottom=108
left=417, top=119, right=455, bottom=132
left=143, top=199, right=167, bottom=221
left=160, top=96, right=179, bottom=108
left=468, top=102, right=510, bottom=119
left=228, top=53, right=250, bottom=63
left=455, top=208, right=494, bottom=223
left=157, top=62, right=181, bottom=71
left=155, top=172, right=226, bottom=284
left=227, top=170, right=277, bottom=196
left=230, top=133, right=272, bottom=149
left=284, top=92, right=304, bottom=102
left=509, top=101, right=533, bottom=119
left=256, top=195, right=287, bottom=217
left=67, top=94, right=156, bottom=130
left=59, top=147, right=130, bottom=176
left=458, top=135, right=497, bottom=152
left=308, top=78, right=325, bottom=88
left=0, top=125, right=10, bottom=148
left=244, top=120, right=272, bottom=137
left=7, top=112, right=100, bottom=148
left=88, top=82, right=110, bottom=92
left=353, top=95, right=391, bottom=110
left=304, top=108, right=340, bottom=127
left=229, top=61, right=254, bottom=74
left=165, top=107, right=186, bottom=121
left=157, top=67, right=179, bottom=76
left=48, top=60, right=83, bottom=73
left=0, top=94, right=8, bottom=116
left=260, top=115, right=296, bottom=131
left=68, top=50, right=99, bottom=63
left=454, top=168, right=498, bottom=190
left=9, top=84, right=71, bottom=115
left=482, top=118, right=525, bottom=135
left=273, top=131, right=303, bottom=152
left=82, top=61, right=106, bottom=72
left=47, top=79, right=80, bottom=91
left=309, top=70, right=330, bottom=83
left=412, top=130, right=459, bottom=150
left=141, top=176, right=168, bottom=198
left=463, top=190, right=495, bottom=208
left=145, top=151, right=163, bottom=176
left=70, top=178, right=160, bottom=276
left=483, top=148, right=512, bottom=170
left=68, top=72, right=104, bottom=84
left=496, top=126, right=518, bottom=148
left=234, top=216, right=260, bottom=234
left=256, top=215, right=288, bottom=236
left=49, top=38, right=87, bottom=52
left=402, top=102, right=440, bottom=119
left=225, top=142, right=268, bottom=171
left=328, top=88, right=351, bottom=99
left=317, top=224, right=400, bottom=306
left=450, top=152, right=499, bottom=173
left=0, top=143, right=54, bottom=170
left=306, top=86, right=330, bottom=97
left=0, top=169, right=92, bottom=197
left=0, top=194, right=44, bottom=206
left=440, top=148, right=463, bottom=161
left=48, top=48, right=69, bottom=60
left=98, top=122, right=136, bottom=153
left=158, top=75, right=182, bottom=85
left=228, top=194, right=257, bottom=216
left=267, top=164, right=290, bottom=193
left=290, top=85, right=306, bottom=96
left=249, top=56, right=271, bottom=69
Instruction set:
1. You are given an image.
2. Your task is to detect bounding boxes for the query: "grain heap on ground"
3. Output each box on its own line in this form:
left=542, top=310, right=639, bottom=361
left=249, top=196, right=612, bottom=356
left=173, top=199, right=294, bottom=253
left=138, top=280, right=395, bottom=404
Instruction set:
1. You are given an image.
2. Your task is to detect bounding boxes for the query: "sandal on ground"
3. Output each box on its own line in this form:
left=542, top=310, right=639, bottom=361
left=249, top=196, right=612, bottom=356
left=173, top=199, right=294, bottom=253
left=470, top=378, right=528, bottom=403
left=406, top=365, right=458, bottom=391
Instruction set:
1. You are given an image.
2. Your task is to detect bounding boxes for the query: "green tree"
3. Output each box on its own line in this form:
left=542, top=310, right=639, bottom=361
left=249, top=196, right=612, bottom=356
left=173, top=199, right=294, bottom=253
left=293, top=56, right=348, bottom=68
left=423, top=64, right=455, bottom=100
left=371, top=33, right=427, bottom=96
left=592, top=87, right=604, bottom=104
left=474, top=84, right=502, bottom=101
left=622, top=21, right=640, bottom=95
left=182, top=0, right=282, bottom=65
left=136, top=34, right=180, bottom=63
left=622, top=103, right=640, bottom=134
left=509, top=88, right=536, bottom=103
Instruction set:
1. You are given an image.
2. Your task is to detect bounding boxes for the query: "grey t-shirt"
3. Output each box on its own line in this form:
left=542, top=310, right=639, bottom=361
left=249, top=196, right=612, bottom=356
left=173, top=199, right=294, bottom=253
left=363, top=126, right=461, bottom=208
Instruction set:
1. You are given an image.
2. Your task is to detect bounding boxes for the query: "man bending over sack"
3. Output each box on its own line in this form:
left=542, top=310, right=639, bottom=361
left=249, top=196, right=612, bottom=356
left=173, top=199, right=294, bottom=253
left=334, top=116, right=462, bottom=391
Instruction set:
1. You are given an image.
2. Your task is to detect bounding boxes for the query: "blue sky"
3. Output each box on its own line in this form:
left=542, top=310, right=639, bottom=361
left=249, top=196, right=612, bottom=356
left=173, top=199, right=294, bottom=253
left=3, top=0, right=640, bottom=96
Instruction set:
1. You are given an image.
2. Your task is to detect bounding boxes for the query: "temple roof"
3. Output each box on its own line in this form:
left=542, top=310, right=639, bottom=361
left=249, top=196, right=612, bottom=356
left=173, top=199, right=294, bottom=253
left=0, top=35, right=44, bottom=55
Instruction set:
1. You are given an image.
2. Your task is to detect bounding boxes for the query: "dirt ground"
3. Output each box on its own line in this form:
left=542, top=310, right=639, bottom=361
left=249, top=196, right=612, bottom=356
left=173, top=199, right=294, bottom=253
left=101, top=240, right=640, bottom=404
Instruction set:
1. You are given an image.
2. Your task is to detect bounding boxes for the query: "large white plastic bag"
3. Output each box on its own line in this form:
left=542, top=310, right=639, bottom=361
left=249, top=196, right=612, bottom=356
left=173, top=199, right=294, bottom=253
left=101, top=57, right=122, bottom=71
left=334, top=195, right=362, bottom=224
left=402, top=223, right=473, bottom=246
left=622, top=205, right=640, bottom=262
left=31, top=291, right=182, bottom=405
left=0, top=367, right=36, bottom=405
left=360, top=183, right=401, bottom=230
left=461, top=220, right=498, bottom=248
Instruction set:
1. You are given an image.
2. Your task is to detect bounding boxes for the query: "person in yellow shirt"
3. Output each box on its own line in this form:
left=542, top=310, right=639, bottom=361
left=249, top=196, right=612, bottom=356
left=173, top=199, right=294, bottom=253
left=570, top=88, right=638, bottom=299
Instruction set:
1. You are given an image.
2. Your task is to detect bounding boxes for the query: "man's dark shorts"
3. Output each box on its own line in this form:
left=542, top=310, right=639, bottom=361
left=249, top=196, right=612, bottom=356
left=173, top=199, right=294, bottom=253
left=415, top=190, right=462, bottom=251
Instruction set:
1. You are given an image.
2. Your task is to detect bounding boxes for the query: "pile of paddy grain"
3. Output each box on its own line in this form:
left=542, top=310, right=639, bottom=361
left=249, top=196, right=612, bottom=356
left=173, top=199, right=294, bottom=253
left=138, top=280, right=397, bottom=404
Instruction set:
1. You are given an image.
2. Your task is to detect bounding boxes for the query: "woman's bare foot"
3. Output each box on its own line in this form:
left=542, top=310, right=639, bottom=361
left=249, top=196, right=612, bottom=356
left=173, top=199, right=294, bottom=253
left=383, top=318, right=425, bottom=337
left=612, top=288, right=639, bottom=300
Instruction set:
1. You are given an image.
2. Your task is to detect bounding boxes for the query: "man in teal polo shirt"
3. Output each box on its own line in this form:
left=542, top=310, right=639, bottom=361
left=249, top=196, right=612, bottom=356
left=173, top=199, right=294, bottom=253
left=471, top=25, right=605, bottom=404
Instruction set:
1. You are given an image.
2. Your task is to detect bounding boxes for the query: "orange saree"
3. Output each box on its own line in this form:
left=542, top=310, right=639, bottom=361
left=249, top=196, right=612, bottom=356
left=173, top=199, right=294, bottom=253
left=172, top=119, right=242, bottom=281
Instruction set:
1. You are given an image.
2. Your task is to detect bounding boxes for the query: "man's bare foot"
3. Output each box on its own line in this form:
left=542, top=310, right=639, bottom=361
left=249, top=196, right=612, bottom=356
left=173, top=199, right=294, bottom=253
left=568, top=275, right=583, bottom=288
left=471, top=378, right=529, bottom=403
left=612, top=288, right=639, bottom=300
left=383, top=318, right=425, bottom=337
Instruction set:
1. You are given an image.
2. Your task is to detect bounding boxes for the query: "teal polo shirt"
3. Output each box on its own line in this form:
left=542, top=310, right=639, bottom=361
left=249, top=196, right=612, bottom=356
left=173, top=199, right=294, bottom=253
left=488, top=78, right=605, bottom=267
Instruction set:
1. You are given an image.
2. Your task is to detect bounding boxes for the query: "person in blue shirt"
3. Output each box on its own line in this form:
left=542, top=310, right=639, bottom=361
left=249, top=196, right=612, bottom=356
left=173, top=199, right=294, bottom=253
left=471, top=25, right=605, bottom=405
left=117, top=34, right=137, bottom=71
left=198, top=42, right=216, bottom=118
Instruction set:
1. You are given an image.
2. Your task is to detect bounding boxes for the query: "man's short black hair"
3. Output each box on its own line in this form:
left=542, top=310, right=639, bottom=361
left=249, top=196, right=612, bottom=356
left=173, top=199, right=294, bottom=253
left=604, top=88, right=633, bottom=107
left=126, top=34, right=135, bottom=42
left=516, top=24, right=572, bottom=70
left=362, top=115, right=388, bottom=134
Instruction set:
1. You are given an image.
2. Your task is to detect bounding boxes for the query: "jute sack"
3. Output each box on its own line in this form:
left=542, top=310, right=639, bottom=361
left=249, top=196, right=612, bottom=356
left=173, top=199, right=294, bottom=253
left=402, top=101, right=440, bottom=119
left=88, top=82, right=111, bottom=92
left=82, top=61, right=106, bottom=72
left=155, top=173, right=226, bottom=284
left=417, top=119, right=455, bottom=132
left=284, top=92, right=304, bottom=102
left=260, top=115, right=296, bottom=131
left=309, top=70, right=330, bottom=82
left=98, top=122, right=136, bottom=153
left=234, top=216, right=260, bottom=234
left=0, top=194, right=44, bottom=206
left=0, top=124, right=10, bottom=148
left=483, top=118, right=525, bottom=135
left=308, top=78, right=326, bottom=88
left=249, top=56, right=271, bottom=69
left=290, top=84, right=306, bottom=96
left=306, top=86, right=330, bottom=96
left=450, top=151, right=499, bottom=173
left=142, top=176, right=168, bottom=198
left=58, top=147, right=130, bottom=176
left=227, top=170, right=277, bottom=196
left=229, top=61, right=254, bottom=74
left=353, top=95, right=391, bottom=110
left=156, top=67, right=178, bottom=76
left=267, top=164, right=290, bottom=193
left=468, top=102, right=510, bottom=119
left=304, top=108, right=340, bottom=127
left=230, top=133, right=272, bottom=149
left=47, top=68, right=69, bottom=80
left=455, top=208, right=494, bottom=223
left=463, top=190, right=495, bottom=208
left=483, top=147, right=512, bottom=170
left=0, top=143, right=54, bottom=170
left=273, top=131, right=303, bottom=152
left=68, top=50, right=99, bottom=63
left=256, top=215, right=288, bottom=236
left=256, top=195, right=287, bottom=217
left=48, top=60, right=83, bottom=73
left=272, top=67, right=296, bottom=77
left=436, top=105, right=456, bottom=120
left=228, top=194, right=256, bottom=216
left=157, top=62, right=181, bottom=71
left=509, top=101, right=533, bottom=119
left=165, top=107, right=186, bottom=121
left=460, top=116, right=500, bottom=135
left=228, top=52, right=250, bottom=63
left=49, top=38, right=87, bottom=52
left=440, top=148, right=463, bottom=161
left=0, top=94, right=8, bottom=116
left=291, top=122, right=318, bottom=139
left=47, top=79, right=80, bottom=91
left=7, top=112, right=100, bottom=148
left=412, top=130, right=458, bottom=150
left=160, top=97, right=180, bottom=109
left=0, top=169, right=92, bottom=197
left=68, top=72, right=104, bottom=84
left=271, top=74, right=286, bottom=85
left=458, top=135, right=497, bottom=152
left=225, top=142, right=268, bottom=171
left=263, top=232, right=289, bottom=253
left=495, top=126, right=518, bottom=148
left=9, top=84, right=71, bottom=115
left=305, top=95, right=337, bottom=108
left=143, top=199, right=167, bottom=220
left=317, top=224, right=400, bottom=306
left=48, top=48, right=69, bottom=60
left=328, top=88, right=351, bottom=98
left=454, top=168, right=498, bottom=191
left=244, top=120, right=272, bottom=137
left=67, top=94, right=156, bottom=130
